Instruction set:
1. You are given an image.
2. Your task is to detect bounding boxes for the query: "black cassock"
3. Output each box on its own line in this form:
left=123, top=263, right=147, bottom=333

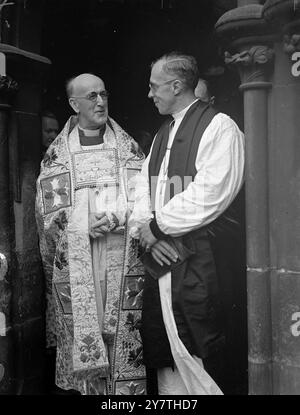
left=140, top=100, right=248, bottom=395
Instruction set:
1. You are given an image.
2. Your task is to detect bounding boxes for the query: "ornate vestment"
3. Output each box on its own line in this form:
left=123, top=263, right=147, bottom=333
left=36, top=116, right=146, bottom=395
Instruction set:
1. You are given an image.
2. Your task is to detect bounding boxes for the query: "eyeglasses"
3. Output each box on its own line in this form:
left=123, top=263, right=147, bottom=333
left=71, top=90, right=110, bottom=102
left=149, top=79, right=178, bottom=92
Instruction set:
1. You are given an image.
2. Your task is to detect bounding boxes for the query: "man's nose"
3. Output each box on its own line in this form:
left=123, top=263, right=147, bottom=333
left=96, top=94, right=105, bottom=105
left=148, top=89, right=153, bottom=99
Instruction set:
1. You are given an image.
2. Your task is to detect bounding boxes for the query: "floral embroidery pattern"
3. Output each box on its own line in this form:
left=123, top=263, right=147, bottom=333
left=41, top=172, right=71, bottom=214
left=68, top=188, right=109, bottom=373
left=125, top=312, right=142, bottom=332
left=54, top=249, right=68, bottom=270
left=118, top=381, right=145, bottom=395
left=79, top=333, right=101, bottom=363
left=115, top=310, right=144, bottom=380
left=43, top=148, right=58, bottom=167
left=123, top=276, right=144, bottom=309
left=54, top=210, right=68, bottom=231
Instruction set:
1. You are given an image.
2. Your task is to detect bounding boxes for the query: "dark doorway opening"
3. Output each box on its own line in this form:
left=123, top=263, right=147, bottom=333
left=40, top=0, right=243, bottom=138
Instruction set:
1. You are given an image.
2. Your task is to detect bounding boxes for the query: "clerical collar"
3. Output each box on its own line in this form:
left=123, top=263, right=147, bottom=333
left=172, top=98, right=199, bottom=121
left=78, top=124, right=106, bottom=146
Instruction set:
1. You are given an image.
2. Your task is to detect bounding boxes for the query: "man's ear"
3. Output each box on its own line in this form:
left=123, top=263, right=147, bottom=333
left=69, top=97, right=79, bottom=114
left=173, top=80, right=183, bottom=96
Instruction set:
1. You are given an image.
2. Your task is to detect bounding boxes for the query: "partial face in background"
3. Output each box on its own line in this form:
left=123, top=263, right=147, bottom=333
left=148, top=60, right=177, bottom=115
left=69, top=74, right=108, bottom=129
left=42, top=116, right=59, bottom=148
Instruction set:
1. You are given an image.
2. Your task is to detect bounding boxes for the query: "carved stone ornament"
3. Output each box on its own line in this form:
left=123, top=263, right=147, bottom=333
left=225, top=46, right=274, bottom=66
left=0, top=75, right=18, bottom=93
left=283, top=33, right=300, bottom=54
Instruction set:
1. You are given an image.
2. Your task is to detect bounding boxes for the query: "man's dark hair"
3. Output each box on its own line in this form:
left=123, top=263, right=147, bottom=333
left=152, top=52, right=199, bottom=91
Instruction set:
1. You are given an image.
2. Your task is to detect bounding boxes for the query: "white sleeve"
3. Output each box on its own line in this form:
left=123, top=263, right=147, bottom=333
left=128, top=148, right=153, bottom=238
left=156, top=113, right=245, bottom=237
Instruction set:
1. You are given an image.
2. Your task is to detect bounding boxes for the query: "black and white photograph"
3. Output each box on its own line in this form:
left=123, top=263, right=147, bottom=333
left=0, top=0, right=299, bottom=401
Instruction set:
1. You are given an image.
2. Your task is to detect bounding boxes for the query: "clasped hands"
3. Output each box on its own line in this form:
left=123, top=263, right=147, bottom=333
left=89, top=211, right=117, bottom=238
left=139, top=221, right=178, bottom=266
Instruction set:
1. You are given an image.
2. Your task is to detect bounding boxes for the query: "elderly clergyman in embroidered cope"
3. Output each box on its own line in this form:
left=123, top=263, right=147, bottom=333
left=36, top=73, right=146, bottom=395
left=129, top=53, right=246, bottom=395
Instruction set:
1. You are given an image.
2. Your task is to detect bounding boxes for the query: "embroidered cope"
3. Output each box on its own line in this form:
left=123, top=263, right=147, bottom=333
left=36, top=116, right=146, bottom=395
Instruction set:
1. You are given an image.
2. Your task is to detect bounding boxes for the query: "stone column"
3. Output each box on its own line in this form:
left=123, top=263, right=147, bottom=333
left=263, top=0, right=300, bottom=395
left=216, top=4, right=275, bottom=394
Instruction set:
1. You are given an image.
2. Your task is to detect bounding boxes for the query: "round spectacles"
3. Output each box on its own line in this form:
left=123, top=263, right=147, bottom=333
left=149, top=79, right=178, bottom=92
left=71, top=90, right=109, bottom=102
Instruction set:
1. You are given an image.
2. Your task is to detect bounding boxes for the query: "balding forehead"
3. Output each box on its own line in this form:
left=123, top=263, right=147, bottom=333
left=72, top=74, right=105, bottom=95
left=152, top=59, right=164, bottom=73
left=151, top=59, right=167, bottom=81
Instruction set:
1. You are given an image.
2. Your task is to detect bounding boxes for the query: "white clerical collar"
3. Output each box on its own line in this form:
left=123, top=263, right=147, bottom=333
left=172, top=98, right=199, bottom=121
left=78, top=125, right=101, bottom=136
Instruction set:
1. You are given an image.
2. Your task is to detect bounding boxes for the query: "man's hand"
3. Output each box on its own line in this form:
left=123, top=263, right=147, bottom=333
left=89, top=211, right=110, bottom=239
left=139, top=221, right=157, bottom=250
left=151, top=240, right=178, bottom=266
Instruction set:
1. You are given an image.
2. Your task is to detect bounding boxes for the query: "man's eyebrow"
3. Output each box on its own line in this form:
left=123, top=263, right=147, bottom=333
left=87, top=89, right=106, bottom=94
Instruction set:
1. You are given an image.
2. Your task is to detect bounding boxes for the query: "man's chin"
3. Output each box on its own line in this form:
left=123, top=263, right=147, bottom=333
left=94, top=114, right=108, bottom=126
left=154, top=104, right=167, bottom=115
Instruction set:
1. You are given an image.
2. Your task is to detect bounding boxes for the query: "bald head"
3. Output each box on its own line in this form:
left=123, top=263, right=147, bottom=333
left=66, top=73, right=104, bottom=98
left=67, top=73, right=109, bottom=129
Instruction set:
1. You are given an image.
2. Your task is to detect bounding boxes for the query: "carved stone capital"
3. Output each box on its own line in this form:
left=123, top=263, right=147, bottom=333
left=225, top=46, right=274, bottom=84
left=283, top=33, right=300, bottom=54
left=225, top=45, right=274, bottom=66
left=0, top=75, right=18, bottom=93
